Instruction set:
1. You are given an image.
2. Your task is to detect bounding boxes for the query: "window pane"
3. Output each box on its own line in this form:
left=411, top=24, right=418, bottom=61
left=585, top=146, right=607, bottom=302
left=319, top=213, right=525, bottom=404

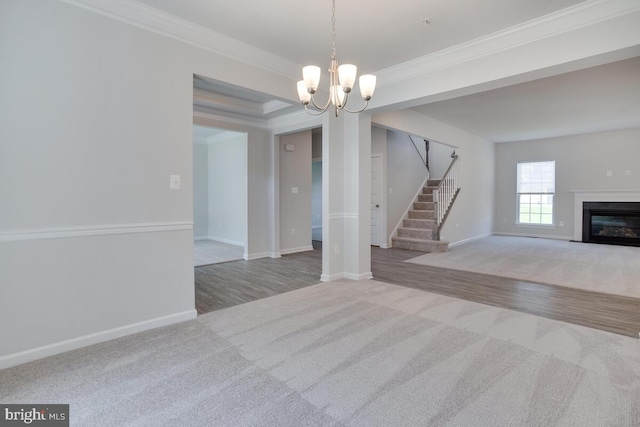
left=516, top=161, right=555, bottom=224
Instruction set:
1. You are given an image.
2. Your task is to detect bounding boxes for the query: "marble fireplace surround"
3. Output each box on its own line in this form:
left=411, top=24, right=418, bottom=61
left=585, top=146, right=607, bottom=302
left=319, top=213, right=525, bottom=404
left=572, top=191, right=640, bottom=241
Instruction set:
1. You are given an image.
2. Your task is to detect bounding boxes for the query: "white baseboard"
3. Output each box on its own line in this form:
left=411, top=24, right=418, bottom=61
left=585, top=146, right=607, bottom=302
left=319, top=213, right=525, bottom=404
left=449, top=233, right=492, bottom=248
left=0, top=309, right=197, bottom=370
left=492, top=231, right=572, bottom=241
left=243, top=252, right=271, bottom=260
left=320, top=273, right=344, bottom=282
left=206, top=236, right=244, bottom=246
left=280, top=245, right=314, bottom=255
left=344, top=272, right=373, bottom=280
left=270, top=252, right=282, bottom=258
left=379, top=243, right=390, bottom=249
left=193, top=236, right=209, bottom=241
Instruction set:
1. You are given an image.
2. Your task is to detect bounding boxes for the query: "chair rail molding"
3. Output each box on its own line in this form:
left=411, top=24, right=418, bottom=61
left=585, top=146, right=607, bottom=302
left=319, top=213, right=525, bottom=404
left=0, top=221, right=193, bottom=242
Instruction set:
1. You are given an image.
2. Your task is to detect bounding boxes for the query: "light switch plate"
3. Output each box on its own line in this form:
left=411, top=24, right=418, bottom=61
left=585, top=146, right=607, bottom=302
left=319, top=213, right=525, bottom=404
left=170, top=175, right=181, bottom=190
left=292, top=187, right=298, bottom=194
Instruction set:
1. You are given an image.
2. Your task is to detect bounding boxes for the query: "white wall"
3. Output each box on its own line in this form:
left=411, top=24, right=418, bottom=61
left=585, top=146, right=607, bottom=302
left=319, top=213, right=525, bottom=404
left=0, top=0, right=290, bottom=367
left=192, top=142, right=209, bottom=238
left=494, top=127, right=640, bottom=239
left=279, top=131, right=313, bottom=253
left=374, top=109, right=495, bottom=245
left=207, top=133, right=247, bottom=246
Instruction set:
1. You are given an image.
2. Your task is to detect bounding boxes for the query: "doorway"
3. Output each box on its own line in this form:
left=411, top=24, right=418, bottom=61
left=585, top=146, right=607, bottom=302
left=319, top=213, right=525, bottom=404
left=192, top=125, right=247, bottom=266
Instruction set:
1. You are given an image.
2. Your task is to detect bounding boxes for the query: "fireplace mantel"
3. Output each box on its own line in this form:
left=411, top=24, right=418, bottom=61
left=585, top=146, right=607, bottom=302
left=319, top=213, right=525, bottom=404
left=572, top=190, right=640, bottom=241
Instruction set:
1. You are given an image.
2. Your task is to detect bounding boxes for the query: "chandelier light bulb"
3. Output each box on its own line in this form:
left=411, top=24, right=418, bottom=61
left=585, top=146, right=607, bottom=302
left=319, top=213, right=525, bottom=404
left=338, top=64, right=357, bottom=92
left=302, top=66, right=321, bottom=93
left=297, top=80, right=311, bottom=104
left=359, top=74, right=377, bottom=100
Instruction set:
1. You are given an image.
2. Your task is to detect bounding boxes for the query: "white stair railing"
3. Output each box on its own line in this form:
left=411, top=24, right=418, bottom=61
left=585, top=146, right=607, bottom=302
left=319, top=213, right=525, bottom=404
left=433, top=152, right=460, bottom=238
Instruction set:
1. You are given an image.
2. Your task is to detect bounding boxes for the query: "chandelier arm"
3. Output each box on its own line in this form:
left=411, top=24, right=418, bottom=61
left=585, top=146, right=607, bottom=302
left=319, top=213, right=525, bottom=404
left=342, top=99, right=370, bottom=114
left=310, top=93, right=332, bottom=112
left=304, top=104, right=329, bottom=116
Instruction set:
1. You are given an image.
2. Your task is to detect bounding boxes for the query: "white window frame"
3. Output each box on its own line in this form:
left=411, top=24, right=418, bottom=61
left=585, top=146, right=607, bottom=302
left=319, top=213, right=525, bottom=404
left=516, top=161, right=555, bottom=226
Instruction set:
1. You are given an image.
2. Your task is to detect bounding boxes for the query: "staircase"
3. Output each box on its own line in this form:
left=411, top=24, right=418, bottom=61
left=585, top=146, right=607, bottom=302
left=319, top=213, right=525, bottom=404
left=392, top=179, right=449, bottom=253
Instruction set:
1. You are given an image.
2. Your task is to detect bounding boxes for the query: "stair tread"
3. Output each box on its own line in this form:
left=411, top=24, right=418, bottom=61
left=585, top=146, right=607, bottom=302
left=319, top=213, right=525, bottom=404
left=393, top=236, right=448, bottom=244
left=398, top=226, right=436, bottom=231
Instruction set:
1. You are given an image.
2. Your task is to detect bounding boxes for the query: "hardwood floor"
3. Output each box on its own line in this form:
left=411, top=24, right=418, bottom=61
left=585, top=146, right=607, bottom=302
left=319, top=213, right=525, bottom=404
left=194, top=242, right=640, bottom=338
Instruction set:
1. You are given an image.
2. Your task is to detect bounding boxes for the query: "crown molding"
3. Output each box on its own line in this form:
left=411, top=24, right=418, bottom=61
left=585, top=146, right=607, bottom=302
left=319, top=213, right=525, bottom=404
left=377, top=0, right=640, bottom=86
left=61, top=0, right=640, bottom=95
left=59, top=0, right=301, bottom=80
left=268, top=110, right=323, bottom=135
left=193, top=109, right=269, bottom=131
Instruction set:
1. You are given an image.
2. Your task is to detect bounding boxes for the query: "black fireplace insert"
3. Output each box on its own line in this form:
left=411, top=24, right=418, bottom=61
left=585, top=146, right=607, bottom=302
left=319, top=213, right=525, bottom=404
left=582, top=202, right=640, bottom=247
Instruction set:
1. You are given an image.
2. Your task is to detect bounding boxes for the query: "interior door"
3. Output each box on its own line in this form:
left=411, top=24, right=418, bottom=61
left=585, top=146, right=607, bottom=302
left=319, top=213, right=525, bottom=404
left=370, top=154, right=383, bottom=246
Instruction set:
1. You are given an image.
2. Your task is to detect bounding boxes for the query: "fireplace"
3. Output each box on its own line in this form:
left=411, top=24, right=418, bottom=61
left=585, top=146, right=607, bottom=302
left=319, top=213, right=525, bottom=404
left=582, top=202, right=640, bottom=247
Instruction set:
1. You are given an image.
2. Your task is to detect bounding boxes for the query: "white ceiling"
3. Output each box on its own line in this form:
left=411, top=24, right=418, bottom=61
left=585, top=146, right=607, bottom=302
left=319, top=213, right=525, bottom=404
left=412, top=57, right=640, bottom=142
left=137, top=0, right=586, bottom=73
left=133, top=0, right=639, bottom=142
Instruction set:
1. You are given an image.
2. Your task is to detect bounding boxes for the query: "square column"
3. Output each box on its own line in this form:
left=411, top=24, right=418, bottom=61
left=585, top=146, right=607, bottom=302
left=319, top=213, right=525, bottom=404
left=321, top=112, right=372, bottom=281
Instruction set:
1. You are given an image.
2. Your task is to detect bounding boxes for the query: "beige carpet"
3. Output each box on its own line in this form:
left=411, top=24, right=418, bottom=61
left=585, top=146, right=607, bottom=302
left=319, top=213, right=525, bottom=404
left=406, top=236, right=640, bottom=298
left=1, top=279, right=639, bottom=426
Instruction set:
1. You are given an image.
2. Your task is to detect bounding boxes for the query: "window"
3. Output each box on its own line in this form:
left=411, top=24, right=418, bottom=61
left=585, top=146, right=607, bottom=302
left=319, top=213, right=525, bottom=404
left=517, top=161, right=555, bottom=225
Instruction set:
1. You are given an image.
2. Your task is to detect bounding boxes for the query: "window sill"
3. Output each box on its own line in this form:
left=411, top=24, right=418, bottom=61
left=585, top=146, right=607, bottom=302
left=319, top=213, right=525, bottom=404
left=515, top=223, right=556, bottom=228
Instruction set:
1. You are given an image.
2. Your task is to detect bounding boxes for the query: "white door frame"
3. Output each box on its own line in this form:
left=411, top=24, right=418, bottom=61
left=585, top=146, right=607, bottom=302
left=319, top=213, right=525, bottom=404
left=371, top=152, right=387, bottom=248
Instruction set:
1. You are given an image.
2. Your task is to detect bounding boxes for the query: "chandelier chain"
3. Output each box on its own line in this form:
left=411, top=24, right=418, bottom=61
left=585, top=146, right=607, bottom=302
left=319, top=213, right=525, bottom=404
left=331, top=0, right=336, bottom=60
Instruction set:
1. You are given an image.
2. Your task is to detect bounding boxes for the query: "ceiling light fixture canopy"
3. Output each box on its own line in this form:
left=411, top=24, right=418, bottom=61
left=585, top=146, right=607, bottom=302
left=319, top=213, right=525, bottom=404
left=297, top=0, right=376, bottom=117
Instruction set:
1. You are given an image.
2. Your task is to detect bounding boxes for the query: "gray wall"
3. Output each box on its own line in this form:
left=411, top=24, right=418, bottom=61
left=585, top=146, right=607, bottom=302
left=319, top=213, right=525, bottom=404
left=428, top=140, right=456, bottom=180
left=374, top=110, right=495, bottom=245
left=386, top=130, right=430, bottom=243
left=494, top=127, right=640, bottom=239
left=208, top=133, right=247, bottom=246
left=312, top=161, right=323, bottom=232
left=193, top=142, right=209, bottom=238
left=0, top=0, right=288, bottom=366
left=279, top=130, right=313, bottom=253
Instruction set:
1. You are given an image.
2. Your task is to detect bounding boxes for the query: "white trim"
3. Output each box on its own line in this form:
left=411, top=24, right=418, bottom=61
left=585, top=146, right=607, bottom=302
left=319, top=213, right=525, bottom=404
left=193, top=109, right=269, bottom=130
left=0, top=221, right=193, bottom=242
left=59, top=0, right=301, bottom=80
left=61, top=0, right=640, bottom=92
left=205, top=235, right=245, bottom=247
left=243, top=251, right=271, bottom=260
left=328, top=213, right=359, bottom=221
left=0, top=309, right=197, bottom=370
left=312, top=225, right=322, bottom=229
left=377, top=0, right=640, bottom=85
left=320, top=273, right=345, bottom=282
left=571, top=190, right=640, bottom=241
left=280, top=245, right=314, bottom=255
left=388, top=176, right=429, bottom=247
left=379, top=243, right=390, bottom=249
left=269, top=252, right=282, bottom=258
left=344, top=272, right=373, bottom=281
left=492, top=231, right=572, bottom=241
left=193, top=236, right=210, bottom=241
left=269, top=110, right=323, bottom=136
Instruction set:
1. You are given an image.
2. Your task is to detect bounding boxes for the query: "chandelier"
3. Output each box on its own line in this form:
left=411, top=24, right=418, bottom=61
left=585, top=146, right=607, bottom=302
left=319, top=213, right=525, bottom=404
left=297, top=0, right=376, bottom=117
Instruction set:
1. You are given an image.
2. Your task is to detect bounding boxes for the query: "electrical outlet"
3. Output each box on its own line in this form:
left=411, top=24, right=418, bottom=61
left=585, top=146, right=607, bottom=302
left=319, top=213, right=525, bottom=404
left=291, top=187, right=298, bottom=194
left=559, top=220, right=564, bottom=227
left=625, top=170, right=631, bottom=176
left=334, top=245, right=340, bottom=254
